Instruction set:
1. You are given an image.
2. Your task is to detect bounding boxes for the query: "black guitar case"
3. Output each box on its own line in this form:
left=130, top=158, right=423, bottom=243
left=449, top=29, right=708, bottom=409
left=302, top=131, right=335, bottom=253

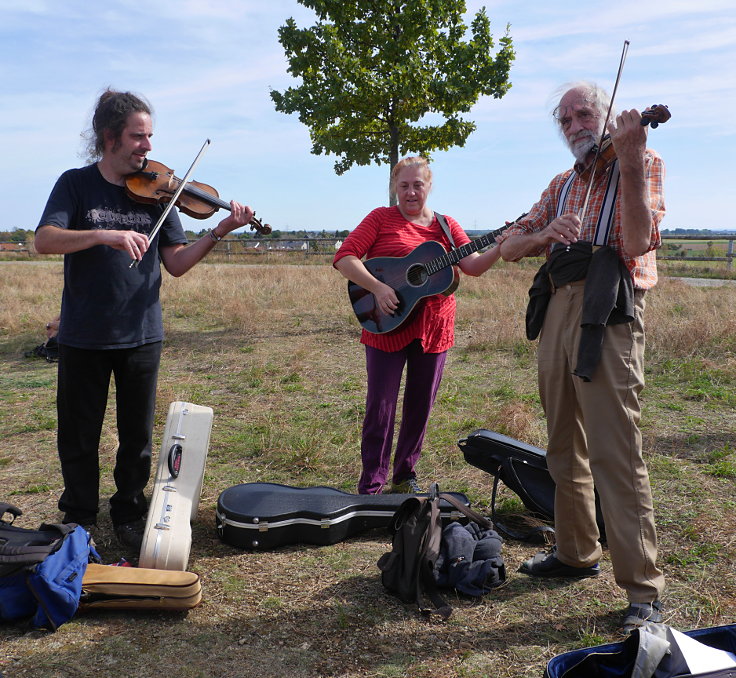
left=458, top=429, right=605, bottom=541
left=216, top=483, right=472, bottom=551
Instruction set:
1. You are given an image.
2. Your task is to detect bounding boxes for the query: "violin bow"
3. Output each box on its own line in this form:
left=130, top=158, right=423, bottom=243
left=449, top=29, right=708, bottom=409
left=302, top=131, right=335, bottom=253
left=129, top=138, right=211, bottom=269
left=578, top=40, right=630, bottom=223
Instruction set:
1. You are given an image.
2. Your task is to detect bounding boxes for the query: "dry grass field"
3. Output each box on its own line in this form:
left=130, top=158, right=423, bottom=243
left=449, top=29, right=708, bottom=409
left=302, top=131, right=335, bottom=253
left=1, top=258, right=735, bottom=678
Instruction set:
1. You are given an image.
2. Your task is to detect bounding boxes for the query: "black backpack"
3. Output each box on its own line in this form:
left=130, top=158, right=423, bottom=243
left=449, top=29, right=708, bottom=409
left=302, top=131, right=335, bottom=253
left=0, top=502, right=99, bottom=630
left=25, top=335, right=59, bottom=362
left=377, top=483, right=503, bottom=618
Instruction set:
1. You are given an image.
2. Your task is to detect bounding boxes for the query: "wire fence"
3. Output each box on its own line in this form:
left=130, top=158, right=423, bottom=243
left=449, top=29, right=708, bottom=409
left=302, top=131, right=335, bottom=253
left=205, top=234, right=736, bottom=270
left=2, top=234, right=735, bottom=269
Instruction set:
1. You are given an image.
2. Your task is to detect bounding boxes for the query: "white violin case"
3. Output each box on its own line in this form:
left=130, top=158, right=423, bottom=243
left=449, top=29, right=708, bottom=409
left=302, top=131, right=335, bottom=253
left=139, top=401, right=213, bottom=570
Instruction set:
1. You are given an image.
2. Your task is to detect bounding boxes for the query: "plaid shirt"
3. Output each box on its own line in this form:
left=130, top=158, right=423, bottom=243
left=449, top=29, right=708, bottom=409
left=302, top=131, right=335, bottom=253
left=498, top=149, right=665, bottom=289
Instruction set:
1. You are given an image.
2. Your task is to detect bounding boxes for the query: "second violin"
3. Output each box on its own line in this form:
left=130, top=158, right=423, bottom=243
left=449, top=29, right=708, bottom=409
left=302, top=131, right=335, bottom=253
left=125, top=159, right=271, bottom=235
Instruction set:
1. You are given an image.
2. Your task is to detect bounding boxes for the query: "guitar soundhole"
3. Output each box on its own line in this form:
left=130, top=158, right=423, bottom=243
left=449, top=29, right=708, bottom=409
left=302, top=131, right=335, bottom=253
left=406, top=263, right=428, bottom=287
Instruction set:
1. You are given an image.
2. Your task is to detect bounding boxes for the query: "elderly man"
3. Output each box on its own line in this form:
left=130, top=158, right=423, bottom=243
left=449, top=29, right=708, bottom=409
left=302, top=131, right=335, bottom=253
left=35, top=89, right=254, bottom=550
left=497, top=81, right=666, bottom=633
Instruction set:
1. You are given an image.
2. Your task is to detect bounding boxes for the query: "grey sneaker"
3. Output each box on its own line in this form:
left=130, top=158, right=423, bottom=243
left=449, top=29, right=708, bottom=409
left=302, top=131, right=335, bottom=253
left=622, top=600, right=663, bottom=634
left=389, top=477, right=423, bottom=494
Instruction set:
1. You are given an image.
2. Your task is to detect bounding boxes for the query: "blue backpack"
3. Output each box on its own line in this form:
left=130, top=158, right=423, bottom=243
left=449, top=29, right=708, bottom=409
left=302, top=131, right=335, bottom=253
left=0, top=502, right=100, bottom=631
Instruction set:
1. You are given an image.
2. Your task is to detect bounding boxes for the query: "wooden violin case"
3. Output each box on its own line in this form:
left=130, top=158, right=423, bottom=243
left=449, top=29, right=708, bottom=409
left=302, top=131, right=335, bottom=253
left=80, top=564, right=202, bottom=611
left=215, top=483, right=472, bottom=551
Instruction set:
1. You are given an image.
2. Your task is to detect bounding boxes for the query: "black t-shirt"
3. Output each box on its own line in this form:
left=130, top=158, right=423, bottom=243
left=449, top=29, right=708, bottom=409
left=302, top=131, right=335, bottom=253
left=37, top=164, right=188, bottom=349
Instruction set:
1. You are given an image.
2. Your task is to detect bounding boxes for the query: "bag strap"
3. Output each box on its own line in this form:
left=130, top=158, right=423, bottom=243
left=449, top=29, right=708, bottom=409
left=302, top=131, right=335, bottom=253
left=38, top=523, right=76, bottom=539
left=0, top=523, right=75, bottom=566
left=438, top=493, right=493, bottom=530
left=0, top=502, right=22, bottom=524
left=489, top=470, right=555, bottom=543
left=0, top=543, right=59, bottom=566
left=434, top=213, right=457, bottom=249
left=415, top=486, right=452, bottom=618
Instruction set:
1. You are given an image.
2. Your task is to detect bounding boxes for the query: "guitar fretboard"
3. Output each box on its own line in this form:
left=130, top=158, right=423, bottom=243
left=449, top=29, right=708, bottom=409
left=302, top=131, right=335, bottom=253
left=424, top=226, right=509, bottom=275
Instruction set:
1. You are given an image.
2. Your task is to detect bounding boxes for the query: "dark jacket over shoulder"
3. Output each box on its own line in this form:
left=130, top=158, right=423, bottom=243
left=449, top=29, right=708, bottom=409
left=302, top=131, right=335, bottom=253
left=525, top=243, right=635, bottom=381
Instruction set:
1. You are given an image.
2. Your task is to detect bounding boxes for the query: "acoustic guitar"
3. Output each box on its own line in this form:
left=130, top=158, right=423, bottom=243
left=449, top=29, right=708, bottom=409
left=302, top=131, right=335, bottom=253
left=348, top=215, right=526, bottom=334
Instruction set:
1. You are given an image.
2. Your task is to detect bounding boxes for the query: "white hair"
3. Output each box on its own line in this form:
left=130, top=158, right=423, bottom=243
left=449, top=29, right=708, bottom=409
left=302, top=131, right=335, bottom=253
left=549, top=81, right=616, bottom=155
left=550, top=81, right=614, bottom=125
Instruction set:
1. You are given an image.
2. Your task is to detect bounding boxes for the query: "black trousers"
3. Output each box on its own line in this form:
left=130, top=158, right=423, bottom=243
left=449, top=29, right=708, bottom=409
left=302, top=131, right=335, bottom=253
left=56, top=341, right=162, bottom=526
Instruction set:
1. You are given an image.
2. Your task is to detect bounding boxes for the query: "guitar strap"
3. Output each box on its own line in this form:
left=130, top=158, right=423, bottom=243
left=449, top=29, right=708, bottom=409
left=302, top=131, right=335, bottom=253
left=556, top=160, right=620, bottom=246
left=434, top=212, right=456, bottom=249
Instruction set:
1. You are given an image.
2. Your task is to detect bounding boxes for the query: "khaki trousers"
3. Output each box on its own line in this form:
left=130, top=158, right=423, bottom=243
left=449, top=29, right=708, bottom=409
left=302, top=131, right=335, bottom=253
left=537, top=282, right=664, bottom=602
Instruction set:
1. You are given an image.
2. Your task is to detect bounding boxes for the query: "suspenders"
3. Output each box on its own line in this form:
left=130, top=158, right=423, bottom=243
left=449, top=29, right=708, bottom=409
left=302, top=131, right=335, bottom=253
left=556, top=160, right=620, bottom=246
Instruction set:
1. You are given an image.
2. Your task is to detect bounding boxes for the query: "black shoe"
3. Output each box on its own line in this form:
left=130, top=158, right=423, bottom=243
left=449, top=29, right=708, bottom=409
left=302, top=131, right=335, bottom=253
left=114, top=519, right=146, bottom=550
left=621, top=601, right=663, bottom=634
left=518, top=546, right=600, bottom=578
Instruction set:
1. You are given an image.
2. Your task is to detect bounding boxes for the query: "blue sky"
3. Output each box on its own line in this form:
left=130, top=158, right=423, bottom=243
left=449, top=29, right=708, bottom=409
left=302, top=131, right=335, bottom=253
left=1, top=0, right=734, bottom=233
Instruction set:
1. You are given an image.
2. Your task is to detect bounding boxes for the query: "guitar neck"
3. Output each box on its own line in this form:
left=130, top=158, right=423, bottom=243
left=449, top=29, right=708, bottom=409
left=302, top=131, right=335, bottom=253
left=424, top=225, right=508, bottom=276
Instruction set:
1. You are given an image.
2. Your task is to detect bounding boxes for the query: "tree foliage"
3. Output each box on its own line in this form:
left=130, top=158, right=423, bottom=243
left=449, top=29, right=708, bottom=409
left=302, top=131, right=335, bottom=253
left=0, top=228, right=34, bottom=242
left=271, top=0, right=514, bottom=202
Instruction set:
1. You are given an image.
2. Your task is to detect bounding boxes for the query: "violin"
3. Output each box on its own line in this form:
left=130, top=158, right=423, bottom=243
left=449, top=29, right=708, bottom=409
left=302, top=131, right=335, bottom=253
left=579, top=104, right=671, bottom=182
left=125, top=159, right=271, bottom=235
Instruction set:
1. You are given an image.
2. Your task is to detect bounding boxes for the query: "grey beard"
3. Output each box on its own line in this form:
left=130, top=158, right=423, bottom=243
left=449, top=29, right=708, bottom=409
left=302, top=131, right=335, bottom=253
left=569, top=133, right=598, bottom=163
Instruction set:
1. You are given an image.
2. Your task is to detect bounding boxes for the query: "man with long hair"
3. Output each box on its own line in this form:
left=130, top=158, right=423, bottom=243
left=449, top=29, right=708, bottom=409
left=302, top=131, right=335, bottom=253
left=35, top=88, right=254, bottom=550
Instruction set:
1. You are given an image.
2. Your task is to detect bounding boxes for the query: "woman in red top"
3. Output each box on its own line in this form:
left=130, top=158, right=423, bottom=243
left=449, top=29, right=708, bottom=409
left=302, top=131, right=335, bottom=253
left=334, top=157, right=501, bottom=494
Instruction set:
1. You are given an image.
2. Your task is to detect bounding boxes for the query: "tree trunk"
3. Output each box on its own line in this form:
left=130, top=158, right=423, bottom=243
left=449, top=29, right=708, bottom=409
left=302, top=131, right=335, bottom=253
left=388, top=123, right=400, bottom=206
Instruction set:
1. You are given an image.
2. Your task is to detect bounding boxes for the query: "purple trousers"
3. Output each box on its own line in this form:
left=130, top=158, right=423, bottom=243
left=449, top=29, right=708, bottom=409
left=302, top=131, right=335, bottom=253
left=358, top=340, right=447, bottom=494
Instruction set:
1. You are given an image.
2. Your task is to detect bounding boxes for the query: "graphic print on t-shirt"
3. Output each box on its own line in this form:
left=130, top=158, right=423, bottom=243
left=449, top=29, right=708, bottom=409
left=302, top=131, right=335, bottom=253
left=86, top=207, right=153, bottom=233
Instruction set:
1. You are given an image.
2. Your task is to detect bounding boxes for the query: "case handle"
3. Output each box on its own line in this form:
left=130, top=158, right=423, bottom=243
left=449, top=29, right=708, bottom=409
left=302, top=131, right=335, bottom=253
left=168, top=444, right=183, bottom=478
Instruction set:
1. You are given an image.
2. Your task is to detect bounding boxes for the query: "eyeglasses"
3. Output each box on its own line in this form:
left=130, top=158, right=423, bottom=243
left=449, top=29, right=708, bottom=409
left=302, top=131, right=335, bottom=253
left=556, top=109, right=599, bottom=131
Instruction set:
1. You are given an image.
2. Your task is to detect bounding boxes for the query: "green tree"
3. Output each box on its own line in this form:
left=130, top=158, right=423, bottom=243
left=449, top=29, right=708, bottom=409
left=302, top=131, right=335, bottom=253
left=0, top=228, right=33, bottom=242
left=271, top=0, right=514, bottom=204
